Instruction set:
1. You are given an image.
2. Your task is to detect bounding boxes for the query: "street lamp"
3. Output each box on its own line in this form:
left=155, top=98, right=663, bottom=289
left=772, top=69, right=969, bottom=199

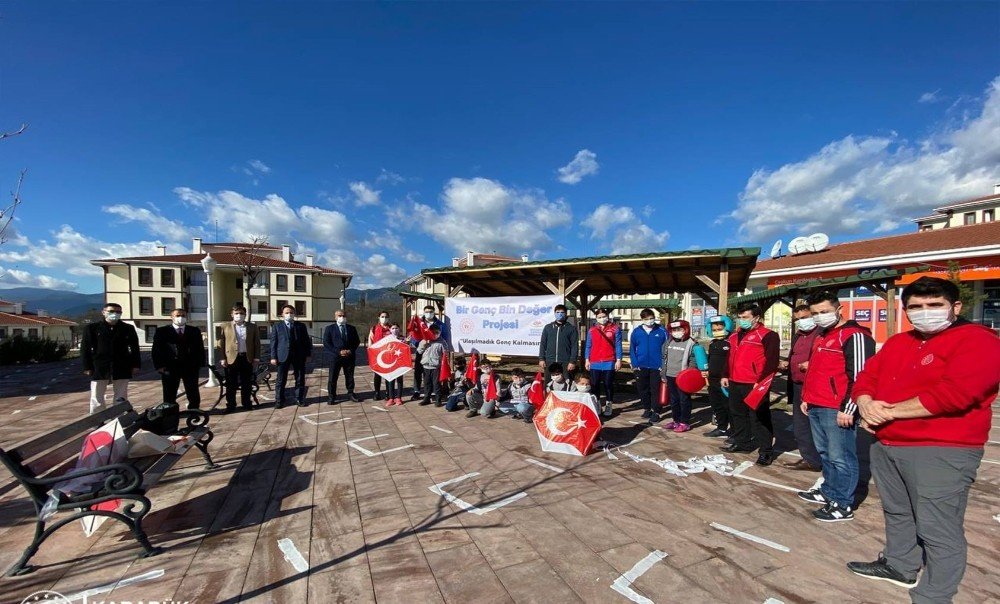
left=201, top=253, right=219, bottom=387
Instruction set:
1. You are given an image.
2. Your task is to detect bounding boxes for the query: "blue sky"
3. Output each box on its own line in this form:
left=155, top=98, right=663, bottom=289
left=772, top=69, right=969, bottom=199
left=1, top=2, right=998, bottom=292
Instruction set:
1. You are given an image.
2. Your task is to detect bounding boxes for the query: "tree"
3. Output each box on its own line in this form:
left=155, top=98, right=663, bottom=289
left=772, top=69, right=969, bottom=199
left=232, top=236, right=272, bottom=313
left=0, top=124, right=28, bottom=247
left=946, top=261, right=985, bottom=318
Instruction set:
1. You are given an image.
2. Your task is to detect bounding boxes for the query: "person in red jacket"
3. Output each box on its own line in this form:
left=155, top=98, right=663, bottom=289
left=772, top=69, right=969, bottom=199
left=721, top=302, right=780, bottom=466
left=846, top=277, right=1000, bottom=603
left=368, top=310, right=392, bottom=400
left=794, top=291, right=875, bottom=523
left=780, top=304, right=822, bottom=471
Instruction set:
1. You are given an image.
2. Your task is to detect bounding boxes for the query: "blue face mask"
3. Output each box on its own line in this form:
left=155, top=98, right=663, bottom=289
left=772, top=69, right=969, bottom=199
left=555, top=312, right=566, bottom=321
left=738, top=318, right=754, bottom=330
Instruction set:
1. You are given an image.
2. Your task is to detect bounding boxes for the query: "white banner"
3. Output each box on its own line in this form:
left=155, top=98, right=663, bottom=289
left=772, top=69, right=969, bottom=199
left=446, top=295, right=562, bottom=356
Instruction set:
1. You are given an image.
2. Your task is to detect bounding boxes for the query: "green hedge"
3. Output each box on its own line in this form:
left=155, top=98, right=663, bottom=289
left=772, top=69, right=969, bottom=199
left=0, top=335, right=70, bottom=365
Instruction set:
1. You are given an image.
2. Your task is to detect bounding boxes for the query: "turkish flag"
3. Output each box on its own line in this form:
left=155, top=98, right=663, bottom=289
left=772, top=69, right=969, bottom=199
left=743, top=372, right=776, bottom=410
left=367, top=335, right=414, bottom=381
left=485, top=374, right=498, bottom=401
left=527, top=371, right=545, bottom=409
left=465, top=352, right=479, bottom=382
left=533, top=391, right=601, bottom=457
left=439, top=353, right=451, bottom=383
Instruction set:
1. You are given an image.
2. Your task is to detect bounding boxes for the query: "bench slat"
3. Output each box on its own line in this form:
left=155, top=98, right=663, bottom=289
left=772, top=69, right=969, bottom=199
left=6, top=402, right=132, bottom=462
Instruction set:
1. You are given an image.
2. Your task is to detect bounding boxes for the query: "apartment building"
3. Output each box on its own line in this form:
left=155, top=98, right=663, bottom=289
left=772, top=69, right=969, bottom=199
left=0, top=300, right=76, bottom=343
left=914, top=185, right=1000, bottom=231
left=91, top=238, right=353, bottom=345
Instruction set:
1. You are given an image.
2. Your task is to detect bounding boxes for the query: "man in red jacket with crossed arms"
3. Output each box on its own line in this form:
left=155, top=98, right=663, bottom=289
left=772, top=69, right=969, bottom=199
left=847, top=277, right=1000, bottom=604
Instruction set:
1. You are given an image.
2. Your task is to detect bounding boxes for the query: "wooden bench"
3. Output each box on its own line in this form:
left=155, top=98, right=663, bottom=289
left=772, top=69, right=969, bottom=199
left=0, top=400, right=218, bottom=576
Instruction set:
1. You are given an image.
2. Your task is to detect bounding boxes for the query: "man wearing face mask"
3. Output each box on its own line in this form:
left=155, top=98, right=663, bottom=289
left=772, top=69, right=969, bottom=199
left=796, top=291, right=875, bottom=522
left=538, top=304, right=579, bottom=384
left=81, top=302, right=141, bottom=414
left=323, top=310, right=362, bottom=404
left=368, top=311, right=392, bottom=400
left=152, top=308, right=206, bottom=410
left=408, top=306, right=448, bottom=400
left=216, top=305, right=261, bottom=413
left=270, top=304, right=312, bottom=408
left=847, top=277, right=1000, bottom=602
left=779, top=304, right=823, bottom=471
left=629, top=308, right=668, bottom=424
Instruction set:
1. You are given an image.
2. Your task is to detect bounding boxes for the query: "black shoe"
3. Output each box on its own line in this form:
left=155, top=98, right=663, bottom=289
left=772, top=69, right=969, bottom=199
left=785, top=459, right=822, bottom=472
left=297, top=401, right=307, bottom=407
left=797, top=488, right=829, bottom=505
left=704, top=428, right=729, bottom=438
left=720, top=443, right=755, bottom=453
left=349, top=393, right=360, bottom=402
left=647, top=414, right=660, bottom=424
left=276, top=402, right=285, bottom=409
left=756, top=452, right=773, bottom=466
left=374, top=391, right=384, bottom=400
left=465, top=409, right=478, bottom=418
left=813, top=501, right=854, bottom=522
left=327, top=399, right=336, bottom=406
left=419, top=400, right=431, bottom=406
left=724, top=436, right=735, bottom=445
left=434, top=400, right=443, bottom=407
left=640, top=411, right=652, bottom=419
left=846, top=553, right=916, bottom=588
left=222, top=407, right=234, bottom=415
left=411, top=392, right=422, bottom=400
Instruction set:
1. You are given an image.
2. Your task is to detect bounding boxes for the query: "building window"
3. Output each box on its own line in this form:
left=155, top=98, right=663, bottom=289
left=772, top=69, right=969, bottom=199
left=160, top=269, right=175, bottom=288
left=294, top=275, right=306, bottom=292
left=28, top=328, right=39, bottom=340
left=138, top=268, right=153, bottom=287
left=277, top=300, right=288, bottom=316
left=984, top=209, right=995, bottom=223
left=0, top=328, right=6, bottom=339
left=139, top=296, right=154, bottom=315
left=276, top=274, right=288, bottom=292
left=257, top=300, right=268, bottom=315
left=294, top=300, right=307, bottom=316
left=189, top=271, right=207, bottom=286
left=145, top=325, right=157, bottom=341
left=161, top=297, right=176, bottom=315
left=13, top=328, right=24, bottom=337
left=964, top=212, right=976, bottom=225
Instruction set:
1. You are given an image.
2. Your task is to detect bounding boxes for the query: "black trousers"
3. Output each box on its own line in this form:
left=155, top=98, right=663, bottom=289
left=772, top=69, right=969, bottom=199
left=327, top=356, right=356, bottom=399
left=421, top=367, right=442, bottom=404
left=162, top=368, right=201, bottom=410
left=373, top=374, right=383, bottom=396
left=729, top=381, right=773, bottom=454
left=275, top=359, right=307, bottom=404
left=635, top=368, right=661, bottom=415
left=225, top=353, right=254, bottom=409
left=707, top=377, right=730, bottom=431
left=413, top=350, right=424, bottom=392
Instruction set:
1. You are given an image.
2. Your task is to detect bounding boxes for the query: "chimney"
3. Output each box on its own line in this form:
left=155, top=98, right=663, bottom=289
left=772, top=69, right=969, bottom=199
left=521, top=254, right=529, bottom=262
left=36, top=309, right=48, bottom=317
left=281, top=244, right=292, bottom=262
left=305, top=254, right=314, bottom=267
left=452, top=257, right=461, bottom=267
left=994, top=183, right=1000, bottom=195
left=466, top=250, right=475, bottom=266
left=192, top=237, right=202, bottom=254
left=156, top=245, right=167, bottom=256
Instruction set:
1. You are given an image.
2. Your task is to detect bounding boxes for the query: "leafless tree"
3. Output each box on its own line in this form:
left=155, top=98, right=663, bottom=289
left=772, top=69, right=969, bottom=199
left=0, top=124, right=28, bottom=247
left=232, top=235, right=272, bottom=313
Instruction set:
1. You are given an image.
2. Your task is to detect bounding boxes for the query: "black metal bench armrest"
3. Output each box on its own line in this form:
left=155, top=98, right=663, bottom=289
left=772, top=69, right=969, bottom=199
left=26, top=462, right=143, bottom=496
left=177, top=409, right=211, bottom=432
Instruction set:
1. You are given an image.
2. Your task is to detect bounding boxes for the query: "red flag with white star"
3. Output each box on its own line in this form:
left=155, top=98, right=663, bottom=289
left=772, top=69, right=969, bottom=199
left=367, top=335, right=413, bottom=381
left=533, top=391, right=601, bottom=456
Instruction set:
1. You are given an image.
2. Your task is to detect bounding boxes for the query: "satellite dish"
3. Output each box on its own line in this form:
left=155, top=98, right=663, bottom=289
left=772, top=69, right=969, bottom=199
left=788, top=236, right=809, bottom=255
left=807, top=232, right=830, bottom=253
left=769, top=239, right=783, bottom=258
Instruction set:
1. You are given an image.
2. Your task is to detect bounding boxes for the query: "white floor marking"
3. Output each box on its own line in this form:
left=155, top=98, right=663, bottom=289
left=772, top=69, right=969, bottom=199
left=346, top=434, right=414, bottom=457
left=64, top=569, right=165, bottom=601
left=610, top=549, right=668, bottom=604
left=11, top=410, right=21, bottom=415
left=300, top=415, right=351, bottom=426
left=616, top=449, right=736, bottom=478
left=277, top=537, right=309, bottom=572
left=731, top=472, right=802, bottom=494
left=764, top=598, right=785, bottom=604
left=988, top=440, right=1000, bottom=445
left=981, top=459, right=999, bottom=465
left=28, top=396, right=37, bottom=401
left=429, top=425, right=454, bottom=434
left=710, top=522, right=790, bottom=552
left=525, top=457, right=565, bottom=473
left=428, top=472, right=527, bottom=515
left=778, top=450, right=802, bottom=459
left=301, top=410, right=348, bottom=418
left=370, top=405, right=390, bottom=412
left=732, top=461, right=754, bottom=476
left=993, top=513, right=1000, bottom=524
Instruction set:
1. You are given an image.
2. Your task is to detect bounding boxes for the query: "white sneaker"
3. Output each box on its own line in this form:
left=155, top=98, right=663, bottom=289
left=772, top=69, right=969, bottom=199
left=603, top=402, right=613, bottom=417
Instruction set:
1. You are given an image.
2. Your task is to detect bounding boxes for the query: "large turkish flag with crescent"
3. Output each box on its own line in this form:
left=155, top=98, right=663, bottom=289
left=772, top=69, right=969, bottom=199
left=533, top=391, right=601, bottom=457
left=367, top=335, right=414, bottom=381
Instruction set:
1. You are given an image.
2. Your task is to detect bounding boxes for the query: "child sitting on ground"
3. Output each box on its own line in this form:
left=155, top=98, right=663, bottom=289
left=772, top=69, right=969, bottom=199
left=466, top=360, right=501, bottom=418
left=547, top=362, right=570, bottom=392
left=445, top=357, right=473, bottom=412
left=572, top=375, right=602, bottom=422
left=500, top=367, right=534, bottom=422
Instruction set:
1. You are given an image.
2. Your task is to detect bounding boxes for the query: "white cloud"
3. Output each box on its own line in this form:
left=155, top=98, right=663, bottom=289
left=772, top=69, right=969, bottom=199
left=918, top=89, right=942, bottom=104
left=582, top=204, right=669, bottom=254
left=557, top=149, right=599, bottom=184
left=0, top=225, right=167, bottom=276
left=362, top=229, right=425, bottom=263
left=0, top=266, right=77, bottom=290
left=731, top=75, right=1000, bottom=242
left=247, top=159, right=271, bottom=174
left=320, top=250, right=408, bottom=289
left=103, top=204, right=198, bottom=242
left=349, top=181, right=381, bottom=206
left=376, top=169, right=406, bottom=186
left=401, top=177, right=572, bottom=257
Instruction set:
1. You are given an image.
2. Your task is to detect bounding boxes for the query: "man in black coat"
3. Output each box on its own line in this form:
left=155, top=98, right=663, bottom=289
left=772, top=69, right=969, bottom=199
left=270, top=304, right=313, bottom=408
left=81, top=302, right=142, bottom=414
left=322, top=309, right=362, bottom=404
left=151, top=308, right=206, bottom=410
left=538, top=303, right=579, bottom=383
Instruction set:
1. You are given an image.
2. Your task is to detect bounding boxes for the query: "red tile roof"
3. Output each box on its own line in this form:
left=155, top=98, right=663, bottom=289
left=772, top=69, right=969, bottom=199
left=754, top=221, right=1000, bottom=273
left=0, top=312, right=76, bottom=326
left=933, top=192, right=1000, bottom=212
left=92, top=251, right=352, bottom=276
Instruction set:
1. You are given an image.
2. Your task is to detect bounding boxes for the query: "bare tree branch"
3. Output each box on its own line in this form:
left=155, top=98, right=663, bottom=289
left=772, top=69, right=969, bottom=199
left=233, top=235, right=272, bottom=313
left=0, top=170, right=26, bottom=246
left=0, top=123, right=28, bottom=142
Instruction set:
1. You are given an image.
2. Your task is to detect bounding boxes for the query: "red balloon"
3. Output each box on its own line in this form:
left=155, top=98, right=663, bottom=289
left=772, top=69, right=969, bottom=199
left=675, top=368, right=707, bottom=394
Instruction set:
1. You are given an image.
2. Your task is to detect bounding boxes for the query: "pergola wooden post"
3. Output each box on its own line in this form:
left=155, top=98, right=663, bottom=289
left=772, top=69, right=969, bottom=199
left=870, top=279, right=899, bottom=338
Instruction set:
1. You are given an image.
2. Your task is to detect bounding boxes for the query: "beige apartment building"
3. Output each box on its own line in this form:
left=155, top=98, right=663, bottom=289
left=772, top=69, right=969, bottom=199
left=0, top=299, right=76, bottom=344
left=914, top=185, right=1000, bottom=231
left=91, top=238, right=353, bottom=346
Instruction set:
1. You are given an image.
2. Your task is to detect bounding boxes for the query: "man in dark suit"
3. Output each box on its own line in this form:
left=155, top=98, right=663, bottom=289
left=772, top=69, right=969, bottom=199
left=270, top=304, right=312, bottom=408
left=151, top=308, right=206, bottom=410
left=322, top=309, right=362, bottom=404
left=81, top=302, right=142, bottom=414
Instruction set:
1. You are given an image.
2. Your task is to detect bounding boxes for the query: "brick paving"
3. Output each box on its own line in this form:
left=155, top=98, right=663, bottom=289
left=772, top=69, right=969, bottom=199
left=0, top=351, right=998, bottom=603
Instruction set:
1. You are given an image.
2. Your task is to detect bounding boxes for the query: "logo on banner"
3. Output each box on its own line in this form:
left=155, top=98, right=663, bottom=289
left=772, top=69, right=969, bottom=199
left=460, top=318, right=476, bottom=335
left=367, top=335, right=413, bottom=381
left=533, top=391, right=601, bottom=456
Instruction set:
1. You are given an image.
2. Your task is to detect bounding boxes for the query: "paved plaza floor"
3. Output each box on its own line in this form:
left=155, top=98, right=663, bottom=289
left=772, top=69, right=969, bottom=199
left=0, top=352, right=998, bottom=603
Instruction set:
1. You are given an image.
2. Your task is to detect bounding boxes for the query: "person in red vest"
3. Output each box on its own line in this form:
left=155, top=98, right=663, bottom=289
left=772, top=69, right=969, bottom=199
left=721, top=302, right=780, bottom=466
left=584, top=308, right=623, bottom=417
left=780, top=304, right=823, bottom=471
left=795, top=291, right=875, bottom=523
left=847, top=277, right=1000, bottom=602
left=368, top=310, right=392, bottom=400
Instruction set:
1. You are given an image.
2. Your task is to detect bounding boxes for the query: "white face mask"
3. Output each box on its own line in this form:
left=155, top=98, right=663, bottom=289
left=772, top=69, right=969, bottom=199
left=105, top=312, right=121, bottom=322
left=336, top=316, right=346, bottom=325
left=643, top=319, right=655, bottom=327
left=423, top=312, right=434, bottom=320
left=553, top=375, right=564, bottom=383
left=233, top=314, right=245, bottom=323
left=795, top=317, right=816, bottom=331
left=513, top=379, right=523, bottom=386
left=813, top=311, right=839, bottom=329
left=671, top=330, right=685, bottom=339
left=173, top=316, right=187, bottom=327
left=907, top=308, right=953, bottom=335
left=390, top=328, right=400, bottom=336
left=577, top=384, right=590, bottom=393
left=482, top=368, right=492, bottom=375
left=379, top=316, right=388, bottom=324
left=597, top=316, right=609, bottom=325
left=283, top=314, right=294, bottom=322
